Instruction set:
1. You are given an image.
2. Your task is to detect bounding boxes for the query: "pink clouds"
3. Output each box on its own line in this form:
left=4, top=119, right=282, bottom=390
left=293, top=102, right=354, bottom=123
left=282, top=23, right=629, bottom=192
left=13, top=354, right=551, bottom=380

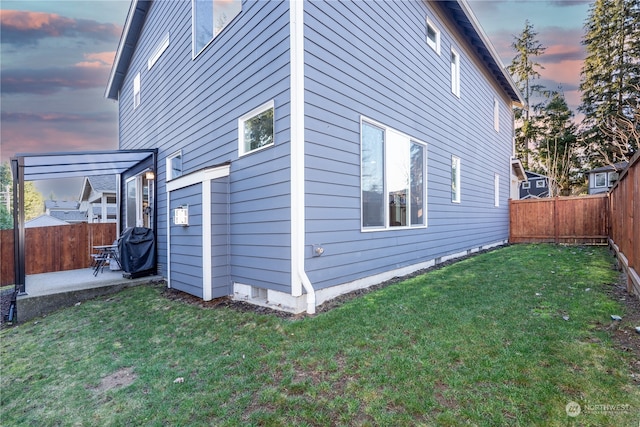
left=1, top=10, right=121, bottom=46
left=76, top=51, right=116, bottom=69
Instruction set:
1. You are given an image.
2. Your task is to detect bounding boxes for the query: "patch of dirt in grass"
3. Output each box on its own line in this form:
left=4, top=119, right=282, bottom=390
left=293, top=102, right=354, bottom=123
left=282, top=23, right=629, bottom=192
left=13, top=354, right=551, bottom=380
left=606, top=270, right=640, bottom=383
left=91, top=367, right=137, bottom=393
left=0, top=287, right=16, bottom=328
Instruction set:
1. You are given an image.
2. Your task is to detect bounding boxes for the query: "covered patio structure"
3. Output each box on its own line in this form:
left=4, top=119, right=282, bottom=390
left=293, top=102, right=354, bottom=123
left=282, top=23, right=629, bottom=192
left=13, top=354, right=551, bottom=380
left=9, top=149, right=159, bottom=322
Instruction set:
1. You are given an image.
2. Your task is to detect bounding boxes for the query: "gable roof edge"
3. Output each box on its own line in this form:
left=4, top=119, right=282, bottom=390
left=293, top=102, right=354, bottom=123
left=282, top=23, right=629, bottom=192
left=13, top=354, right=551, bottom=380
left=105, top=0, right=152, bottom=100
left=450, top=0, right=525, bottom=107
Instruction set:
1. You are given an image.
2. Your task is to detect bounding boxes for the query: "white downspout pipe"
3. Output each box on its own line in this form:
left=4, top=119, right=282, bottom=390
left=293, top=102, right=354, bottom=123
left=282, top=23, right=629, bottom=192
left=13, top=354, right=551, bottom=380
left=290, top=0, right=316, bottom=314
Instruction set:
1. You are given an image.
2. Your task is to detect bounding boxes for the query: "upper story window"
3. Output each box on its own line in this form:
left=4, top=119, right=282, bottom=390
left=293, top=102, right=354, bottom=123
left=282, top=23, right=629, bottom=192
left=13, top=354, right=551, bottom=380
left=493, top=98, right=500, bottom=132
left=450, top=48, right=460, bottom=97
left=451, top=155, right=461, bottom=203
left=522, top=182, right=531, bottom=189
left=361, top=119, right=427, bottom=230
left=239, top=100, right=275, bottom=156
left=148, top=33, right=170, bottom=70
left=192, top=0, right=242, bottom=57
left=133, top=72, right=141, bottom=109
left=166, top=150, right=183, bottom=181
left=426, top=17, right=440, bottom=54
left=536, top=180, right=546, bottom=188
left=608, top=171, right=619, bottom=187
left=594, top=172, right=606, bottom=187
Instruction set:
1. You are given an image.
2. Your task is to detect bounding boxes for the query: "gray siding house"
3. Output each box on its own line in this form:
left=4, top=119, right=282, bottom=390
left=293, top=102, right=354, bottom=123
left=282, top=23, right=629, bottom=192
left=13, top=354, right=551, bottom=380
left=106, top=0, right=523, bottom=313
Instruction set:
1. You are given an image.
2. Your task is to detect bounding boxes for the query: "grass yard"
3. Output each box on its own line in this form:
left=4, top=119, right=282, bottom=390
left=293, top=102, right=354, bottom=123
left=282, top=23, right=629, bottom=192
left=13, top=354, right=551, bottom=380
left=1, top=244, right=639, bottom=426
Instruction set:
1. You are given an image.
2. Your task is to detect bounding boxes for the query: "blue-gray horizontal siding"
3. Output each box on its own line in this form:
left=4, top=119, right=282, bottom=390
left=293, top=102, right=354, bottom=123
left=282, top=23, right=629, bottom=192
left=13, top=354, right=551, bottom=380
left=117, top=0, right=293, bottom=294
left=211, top=177, right=231, bottom=298
left=169, top=184, right=203, bottom=298
left=303, top=0, right=514, bottom=290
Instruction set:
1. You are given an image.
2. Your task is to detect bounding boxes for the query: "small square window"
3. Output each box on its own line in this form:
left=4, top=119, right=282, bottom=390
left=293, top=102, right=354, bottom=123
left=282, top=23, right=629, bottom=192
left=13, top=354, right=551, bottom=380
left=133, top=72, right=141, bottom=109
left=239, top=101, right=275, bottom=156
left=594, top=172, right=606, bottom=187
left=426, top=17, right=440, bottom=54
left=450, top=48, right=460, bottom=97
left=608, top=171, right=619, bottom=187
left=536, top=180, right=546, bottom=188
left=451, top=156, right=461, bottom=203
left=522, top=182, right=530, bottom=189
left=166, top=150, right=183, bottom=181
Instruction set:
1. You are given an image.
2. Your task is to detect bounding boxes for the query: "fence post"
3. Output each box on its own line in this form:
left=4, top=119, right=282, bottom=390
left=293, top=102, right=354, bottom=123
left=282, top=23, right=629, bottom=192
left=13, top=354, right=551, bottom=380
left=553, top=197, right=559, bottom=244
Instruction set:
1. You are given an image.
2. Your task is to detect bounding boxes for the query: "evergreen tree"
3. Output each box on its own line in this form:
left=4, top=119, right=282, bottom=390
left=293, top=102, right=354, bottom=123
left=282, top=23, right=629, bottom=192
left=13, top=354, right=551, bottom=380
left=507, top=20, right=547, bottom=169
left=536, top=91, right=579, bottom=196
left=579, top=0, right=640, bottom=166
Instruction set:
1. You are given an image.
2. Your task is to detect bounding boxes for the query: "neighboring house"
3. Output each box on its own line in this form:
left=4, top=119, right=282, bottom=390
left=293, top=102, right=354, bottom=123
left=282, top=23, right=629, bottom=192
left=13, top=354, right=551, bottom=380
left=586, top=162, right=628, bottom=194
left=519, top=171, right=551, bottom=199
left=25, top=214, right=70, bottom=228
left=79, top=175, right=118, bottom=223
left=44, top=200, right=86, bottom=224
left=105, top=0, right=524, bottom=313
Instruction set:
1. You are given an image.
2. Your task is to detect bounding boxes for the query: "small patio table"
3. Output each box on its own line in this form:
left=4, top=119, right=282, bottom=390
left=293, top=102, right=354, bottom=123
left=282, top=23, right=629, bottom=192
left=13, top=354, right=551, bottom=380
left=92, top=245, right=121, bottom=276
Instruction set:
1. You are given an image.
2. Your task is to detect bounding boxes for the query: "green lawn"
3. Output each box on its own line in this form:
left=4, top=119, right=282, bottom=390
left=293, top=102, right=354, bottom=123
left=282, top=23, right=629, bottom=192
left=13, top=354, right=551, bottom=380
left=1, top=244, right=639, bottom=426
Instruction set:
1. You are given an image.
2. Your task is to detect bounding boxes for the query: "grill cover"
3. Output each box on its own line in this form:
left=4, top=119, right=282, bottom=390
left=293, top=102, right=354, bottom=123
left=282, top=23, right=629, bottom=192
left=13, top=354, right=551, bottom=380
left=118, top=227, right=155, bottom=274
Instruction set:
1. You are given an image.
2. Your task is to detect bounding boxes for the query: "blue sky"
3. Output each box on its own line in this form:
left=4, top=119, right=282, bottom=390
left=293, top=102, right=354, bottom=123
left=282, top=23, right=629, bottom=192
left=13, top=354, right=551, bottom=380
left=1, top=0, right=590, bottom=198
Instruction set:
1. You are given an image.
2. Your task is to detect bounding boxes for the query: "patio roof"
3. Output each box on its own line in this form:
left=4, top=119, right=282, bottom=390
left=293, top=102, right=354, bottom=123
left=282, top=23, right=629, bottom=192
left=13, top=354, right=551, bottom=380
left=13, top=149, right=156, bottom=181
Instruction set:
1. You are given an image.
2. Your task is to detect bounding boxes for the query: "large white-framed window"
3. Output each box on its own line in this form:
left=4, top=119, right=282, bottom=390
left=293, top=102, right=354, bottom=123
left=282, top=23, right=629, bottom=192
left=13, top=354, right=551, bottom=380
left=192, top=0, right=241, bottom=58
left=166, top=150, right=183, bottom=181
left=493, top=98, right=500, bottom=132
left=238, top=100, right=275, bottom=156
left=494, top=173, right=500, bottom=207
left=594, top=172, right=606, bottom=187
left=451, top=155, right=461, bottom=203
left=361, top=118, right=427, bottom=230
left=450, top=48, right=460, bottom=97
left=426, top=16, right=440, bottom=54
left=148, top=32, right=170, bottom=70
left=133, top=72, right=141, bottom=109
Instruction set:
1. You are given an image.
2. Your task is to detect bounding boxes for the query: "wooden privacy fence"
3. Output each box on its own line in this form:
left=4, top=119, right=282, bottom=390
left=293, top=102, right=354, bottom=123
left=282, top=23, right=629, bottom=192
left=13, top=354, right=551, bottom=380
left=510, top=151, right=639, bottom=296
left=509, top=194, right=609, bottom=244
left=608, top=152, right=639, bottom=296
left=0, top=223, right=117, bottom=286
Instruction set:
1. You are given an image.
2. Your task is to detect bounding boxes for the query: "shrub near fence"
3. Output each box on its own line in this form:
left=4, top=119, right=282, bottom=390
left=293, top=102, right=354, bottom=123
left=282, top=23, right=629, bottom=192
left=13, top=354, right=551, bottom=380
left=0, top=223, right=117, bottom=286
left=509, top=194, right=609, bottom=245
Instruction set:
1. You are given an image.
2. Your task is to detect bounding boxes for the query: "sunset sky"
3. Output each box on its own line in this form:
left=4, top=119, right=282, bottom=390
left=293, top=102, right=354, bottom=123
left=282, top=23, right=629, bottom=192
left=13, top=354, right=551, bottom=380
left=1, top=0, right=590, bottom=197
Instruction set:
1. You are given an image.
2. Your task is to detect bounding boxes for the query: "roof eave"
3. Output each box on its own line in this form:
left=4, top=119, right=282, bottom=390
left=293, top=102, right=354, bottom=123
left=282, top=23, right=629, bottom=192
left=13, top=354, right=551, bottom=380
left=450, top=0, right=526, bottom=106
left=105, top=0, right=152, bottom=100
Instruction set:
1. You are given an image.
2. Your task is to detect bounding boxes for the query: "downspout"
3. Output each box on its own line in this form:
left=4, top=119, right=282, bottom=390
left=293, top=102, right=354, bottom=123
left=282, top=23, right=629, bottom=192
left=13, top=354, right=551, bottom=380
left=290, top=0, right=315, bottom=314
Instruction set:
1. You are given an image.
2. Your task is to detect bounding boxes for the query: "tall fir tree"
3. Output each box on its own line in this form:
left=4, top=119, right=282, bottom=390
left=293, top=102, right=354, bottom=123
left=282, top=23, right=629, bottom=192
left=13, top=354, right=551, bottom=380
left=536, top=92, right=579, bottom=196
left=507, top=20, right=547, bottom=170
left=579, top=0, right=640, bottom=166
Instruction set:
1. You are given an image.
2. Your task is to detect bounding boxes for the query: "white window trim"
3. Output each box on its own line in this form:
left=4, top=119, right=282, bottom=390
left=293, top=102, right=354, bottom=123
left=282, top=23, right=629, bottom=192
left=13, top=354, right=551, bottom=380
left=536, top=180, right=546, bottom=188
left=425, top=16, right=440, bottom=55
left=191, top=0, right=241, bottom=59
left=166, top=150, right=183, bottom=182
left=493, top=98, right=500, bottom=132
left=450, top=47, right=460, bottom=98
left=451, top=155, right=461, bottom=203
left=133, top=72, right=141, bottom=109
left=494, top=173, right=500, bottom=207
left=522, top=182, right=531, bottom=189
left=607, top=171, right=619, bottom=187
left=238, top=100, right=275, bottom=157
left=594, top=172, right=607, bottom=187
left=148, top=32, right=170, bottom=70
left=360, top=116, right=428, bottom=232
